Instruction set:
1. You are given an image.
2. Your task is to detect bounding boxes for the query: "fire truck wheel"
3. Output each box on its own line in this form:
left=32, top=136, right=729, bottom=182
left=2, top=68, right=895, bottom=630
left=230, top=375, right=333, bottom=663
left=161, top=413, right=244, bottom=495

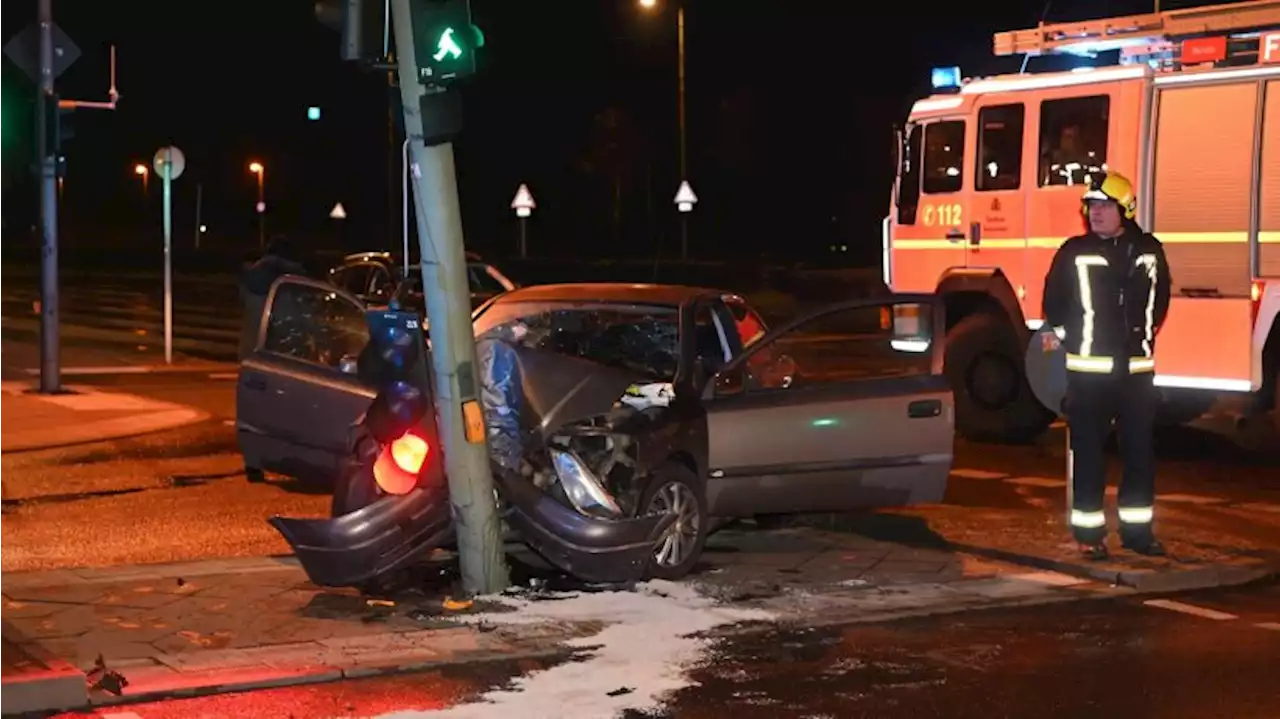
left=945, top=312, right=1053, bottom=444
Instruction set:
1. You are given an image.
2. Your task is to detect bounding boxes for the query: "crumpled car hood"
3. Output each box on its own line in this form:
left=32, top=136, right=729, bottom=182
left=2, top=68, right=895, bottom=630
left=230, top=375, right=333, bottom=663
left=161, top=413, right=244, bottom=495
left=511, top=345, right=648, bottom=437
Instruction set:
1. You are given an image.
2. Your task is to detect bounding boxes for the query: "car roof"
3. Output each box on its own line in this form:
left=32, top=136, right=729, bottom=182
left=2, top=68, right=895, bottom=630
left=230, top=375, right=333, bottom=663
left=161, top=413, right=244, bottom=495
left=490, top=283, right=727, bottom=307
left=342, top=251, right=483, bottom=265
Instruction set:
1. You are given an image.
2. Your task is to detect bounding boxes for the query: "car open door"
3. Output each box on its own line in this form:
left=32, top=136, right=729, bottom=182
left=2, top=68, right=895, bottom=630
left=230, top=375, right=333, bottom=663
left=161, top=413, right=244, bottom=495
left=701, top=294, right=953, bottom=517
left=237, top=277, right=375, bottom=485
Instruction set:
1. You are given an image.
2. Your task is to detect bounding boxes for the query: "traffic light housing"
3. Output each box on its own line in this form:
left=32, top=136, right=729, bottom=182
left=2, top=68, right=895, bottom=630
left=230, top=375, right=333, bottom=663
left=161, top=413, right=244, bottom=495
left=315, top=0, right=388, bottom=63
left=360, top=305, right=434, bottom=495
left=408, top=0, right=484, bottom=84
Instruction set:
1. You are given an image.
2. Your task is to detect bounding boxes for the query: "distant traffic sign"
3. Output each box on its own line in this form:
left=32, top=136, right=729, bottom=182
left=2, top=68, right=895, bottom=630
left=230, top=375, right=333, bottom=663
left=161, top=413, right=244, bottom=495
left=330, top=202, right=348, bottom=219
left=674, top=180, right=697, bottom=213
left=152, top=146, right=185, bottom=181
left=510, top=183, right=535, bottom=217
left=3, top=23, right=80, bottom=83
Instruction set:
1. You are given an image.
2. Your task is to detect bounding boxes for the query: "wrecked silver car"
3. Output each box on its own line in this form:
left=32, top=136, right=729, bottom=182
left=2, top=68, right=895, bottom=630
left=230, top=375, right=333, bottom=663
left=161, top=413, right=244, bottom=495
left=245, top=280, right=953, bottom=589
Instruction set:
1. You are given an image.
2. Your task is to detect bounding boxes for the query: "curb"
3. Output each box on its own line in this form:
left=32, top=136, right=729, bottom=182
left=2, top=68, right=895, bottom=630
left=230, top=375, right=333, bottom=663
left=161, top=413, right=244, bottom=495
left=1, top=629, right=88, bottom=715
left=2, top=407, right=212, bottom=453
left=945, top=541, right=1279, bottom=593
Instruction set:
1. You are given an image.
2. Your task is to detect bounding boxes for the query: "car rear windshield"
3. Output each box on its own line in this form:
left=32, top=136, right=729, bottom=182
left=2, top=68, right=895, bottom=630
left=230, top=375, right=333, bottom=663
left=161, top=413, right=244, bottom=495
left=475, top=301, right=680, bottom=381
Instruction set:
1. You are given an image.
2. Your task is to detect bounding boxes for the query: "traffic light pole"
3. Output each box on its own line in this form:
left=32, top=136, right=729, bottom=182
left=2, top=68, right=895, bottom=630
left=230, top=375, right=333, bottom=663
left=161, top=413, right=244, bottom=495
left=389, top=0, right=509, bottom=596
left=36, top=0, right=61, bottom=394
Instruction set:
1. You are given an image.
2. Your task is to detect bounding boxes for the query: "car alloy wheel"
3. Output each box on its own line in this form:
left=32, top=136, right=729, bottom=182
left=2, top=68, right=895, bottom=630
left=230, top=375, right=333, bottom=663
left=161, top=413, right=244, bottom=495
left=647, top=481, right=701, bottom=570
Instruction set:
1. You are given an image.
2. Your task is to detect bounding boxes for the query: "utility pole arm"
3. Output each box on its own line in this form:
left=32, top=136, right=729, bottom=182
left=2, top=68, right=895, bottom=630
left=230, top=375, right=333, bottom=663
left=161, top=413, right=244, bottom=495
left=388, top=0, right=509, bottom=596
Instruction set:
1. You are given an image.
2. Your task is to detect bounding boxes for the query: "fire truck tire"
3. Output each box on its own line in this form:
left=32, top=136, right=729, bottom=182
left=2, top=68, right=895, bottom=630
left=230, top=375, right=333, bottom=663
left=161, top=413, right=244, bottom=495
left=945, top=311, right=1053, bottom=444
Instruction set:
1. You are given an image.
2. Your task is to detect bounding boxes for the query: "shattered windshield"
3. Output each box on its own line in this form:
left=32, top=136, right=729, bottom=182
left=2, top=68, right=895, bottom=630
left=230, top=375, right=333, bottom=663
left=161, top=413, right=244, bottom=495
left=475, top=301, right=680, bottom=381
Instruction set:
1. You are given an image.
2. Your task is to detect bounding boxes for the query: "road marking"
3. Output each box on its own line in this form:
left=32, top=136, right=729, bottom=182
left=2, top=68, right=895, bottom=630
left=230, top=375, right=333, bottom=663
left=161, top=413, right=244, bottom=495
left=208, top=372, right=238, bottom=380
left=1157, top=493, right=1226, bottom=505
left=1255, top=623, right=1280, bottom=631
left=23, top=365, right=154, bottom=375
left=1013, top=571, right=1088, bottom=587
left=1238, top=503, right=1280, bottom=514
left=1143, top=599, right=1238, bottom=621
left=1004, top=476, right=1066, bottom=488
left=951, top=469, right=1008, bottom=480
left=100, top=712, right=145, bottom=719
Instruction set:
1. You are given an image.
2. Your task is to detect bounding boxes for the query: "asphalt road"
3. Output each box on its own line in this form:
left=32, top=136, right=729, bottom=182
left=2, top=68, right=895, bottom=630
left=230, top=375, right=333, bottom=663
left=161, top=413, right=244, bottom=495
left=2, top=346, right=1277, bottom=573
left=48, top=580, right=1280, bottom=719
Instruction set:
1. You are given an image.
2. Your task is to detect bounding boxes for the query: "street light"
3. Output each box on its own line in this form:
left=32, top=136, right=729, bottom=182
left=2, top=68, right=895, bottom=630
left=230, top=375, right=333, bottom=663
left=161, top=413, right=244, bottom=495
left=638, top=0, right=690, bottom=260
left=248, top=161, right=265, bottom=249
left=133, top=162, right=149, bottom=196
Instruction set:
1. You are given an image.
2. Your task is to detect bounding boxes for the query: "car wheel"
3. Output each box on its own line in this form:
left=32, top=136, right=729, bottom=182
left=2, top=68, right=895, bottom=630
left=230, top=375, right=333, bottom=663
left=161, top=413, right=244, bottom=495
left=945, top=311, right=1053, bottom=444
left=245, top=466, right=266, bottom=484
left=639, top=462, right=708, bottom=581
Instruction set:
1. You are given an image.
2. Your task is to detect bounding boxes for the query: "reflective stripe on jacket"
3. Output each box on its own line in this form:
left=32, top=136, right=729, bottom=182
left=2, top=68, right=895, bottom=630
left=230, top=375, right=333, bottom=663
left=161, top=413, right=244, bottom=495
left=1042, top=228, right=1172, bottom=373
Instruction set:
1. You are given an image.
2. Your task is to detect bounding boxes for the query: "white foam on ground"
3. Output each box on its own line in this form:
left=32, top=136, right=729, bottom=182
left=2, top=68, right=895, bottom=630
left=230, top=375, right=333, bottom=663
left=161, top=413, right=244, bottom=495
left=375, top=579, right=774, bottom=719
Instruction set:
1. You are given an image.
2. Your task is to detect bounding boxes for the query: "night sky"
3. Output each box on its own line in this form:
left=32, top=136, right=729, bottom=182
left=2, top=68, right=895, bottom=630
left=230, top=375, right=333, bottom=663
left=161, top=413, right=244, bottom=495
left=1, top=0, right=1213, bottom=266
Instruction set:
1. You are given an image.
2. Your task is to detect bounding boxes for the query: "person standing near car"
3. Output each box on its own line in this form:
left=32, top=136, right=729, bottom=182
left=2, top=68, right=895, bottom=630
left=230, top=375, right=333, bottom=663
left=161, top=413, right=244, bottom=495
left=1041, top=171, right=1172, bottom=561
left=238, top=235, right=307, bottom=360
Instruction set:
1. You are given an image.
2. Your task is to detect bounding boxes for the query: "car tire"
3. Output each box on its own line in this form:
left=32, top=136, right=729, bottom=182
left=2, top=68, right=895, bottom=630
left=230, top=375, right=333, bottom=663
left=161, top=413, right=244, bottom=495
left=245, top=466, right=266, bottom=484
left=639, top=462, right=708, bottom=581
left=945, top=311, right=1053, bottom=444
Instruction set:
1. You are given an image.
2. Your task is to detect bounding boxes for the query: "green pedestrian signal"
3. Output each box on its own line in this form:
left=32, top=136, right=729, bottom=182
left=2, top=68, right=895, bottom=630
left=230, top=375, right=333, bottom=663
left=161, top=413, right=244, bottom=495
left=433, top=28, right=462, bottom=62
left=409, top=0, right=481, bottom=83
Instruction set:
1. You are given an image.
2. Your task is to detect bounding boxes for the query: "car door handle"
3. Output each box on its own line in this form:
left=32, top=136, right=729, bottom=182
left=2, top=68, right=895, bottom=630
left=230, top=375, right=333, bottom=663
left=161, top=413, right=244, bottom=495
left=945, top=229, right=965, bottom=241
left=243, top=376, right=267, bottom=391
left=908, top=399, right=942, bottom=418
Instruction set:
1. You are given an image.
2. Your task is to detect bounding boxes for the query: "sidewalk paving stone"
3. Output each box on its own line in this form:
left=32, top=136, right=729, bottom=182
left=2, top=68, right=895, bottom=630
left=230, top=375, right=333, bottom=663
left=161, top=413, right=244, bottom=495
left=1, top=383, right=210, bottom=453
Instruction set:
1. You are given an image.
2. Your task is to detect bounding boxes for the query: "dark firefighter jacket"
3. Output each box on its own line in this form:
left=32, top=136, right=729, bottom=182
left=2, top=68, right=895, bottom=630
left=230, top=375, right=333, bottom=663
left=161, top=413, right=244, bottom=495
left=1042, top=227, right=1172, bottom=375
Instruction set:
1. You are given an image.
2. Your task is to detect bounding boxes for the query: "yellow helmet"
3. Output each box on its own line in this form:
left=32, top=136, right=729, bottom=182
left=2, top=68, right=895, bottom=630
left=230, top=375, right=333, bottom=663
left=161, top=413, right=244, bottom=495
left=1081, top=171, right=1137, bottom=220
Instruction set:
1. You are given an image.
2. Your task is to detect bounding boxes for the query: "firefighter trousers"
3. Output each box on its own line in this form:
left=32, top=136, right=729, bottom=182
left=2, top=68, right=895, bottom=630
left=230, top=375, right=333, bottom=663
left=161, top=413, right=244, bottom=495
left=1065, top=370, right=1158, bottom=545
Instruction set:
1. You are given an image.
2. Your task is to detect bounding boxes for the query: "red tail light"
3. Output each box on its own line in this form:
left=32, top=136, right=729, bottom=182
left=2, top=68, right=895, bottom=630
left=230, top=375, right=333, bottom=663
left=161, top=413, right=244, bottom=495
left=1251, top=280, right=1264, bottom=327
left=373, top=431, right=430, bottom=495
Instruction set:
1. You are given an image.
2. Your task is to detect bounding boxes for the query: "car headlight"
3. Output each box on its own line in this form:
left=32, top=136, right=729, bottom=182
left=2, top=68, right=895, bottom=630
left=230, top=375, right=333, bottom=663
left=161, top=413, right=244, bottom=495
left=549, top=449, right=622, bottom=519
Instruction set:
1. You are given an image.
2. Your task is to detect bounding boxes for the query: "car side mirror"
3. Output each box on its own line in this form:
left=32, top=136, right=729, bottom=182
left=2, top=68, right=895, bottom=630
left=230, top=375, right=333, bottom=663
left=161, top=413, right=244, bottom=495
left=338, top=355, right=359, bottom=375
left=704, top=367, right=744, bottom=400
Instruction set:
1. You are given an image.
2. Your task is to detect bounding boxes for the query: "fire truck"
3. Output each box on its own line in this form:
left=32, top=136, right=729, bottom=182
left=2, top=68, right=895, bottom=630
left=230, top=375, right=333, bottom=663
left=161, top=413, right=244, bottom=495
left=885, top=0, right=1280, bottom=443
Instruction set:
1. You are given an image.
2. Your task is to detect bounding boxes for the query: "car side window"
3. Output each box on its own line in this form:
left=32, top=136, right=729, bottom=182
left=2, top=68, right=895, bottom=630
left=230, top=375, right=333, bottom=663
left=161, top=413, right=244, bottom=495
left=692, top=304, right=731, bottom=380
left=731, top=301, right=934, bottom=393
left=723, top=297, right=767, bottom=350
left=468, top=264, right=507, bottom=294
left=340, top=265, right=374, bottom=296
left=263, top=282, right=370, bottom=370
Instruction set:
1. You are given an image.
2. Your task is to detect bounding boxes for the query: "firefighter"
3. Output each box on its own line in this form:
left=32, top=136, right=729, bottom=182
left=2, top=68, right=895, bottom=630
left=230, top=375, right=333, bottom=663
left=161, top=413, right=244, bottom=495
left=1041, top=171, right=1172, bottom=560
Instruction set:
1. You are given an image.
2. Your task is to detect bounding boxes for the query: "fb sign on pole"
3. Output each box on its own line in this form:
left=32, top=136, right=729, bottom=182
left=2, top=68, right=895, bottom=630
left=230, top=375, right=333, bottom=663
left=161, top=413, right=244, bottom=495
left=511, top=183, right=535, bottom=259
left=153, top=146, right=185, bottom=365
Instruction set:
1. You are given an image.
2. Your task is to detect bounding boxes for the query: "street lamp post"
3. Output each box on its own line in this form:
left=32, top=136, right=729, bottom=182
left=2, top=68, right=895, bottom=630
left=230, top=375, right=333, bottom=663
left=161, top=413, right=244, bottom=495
left=248, top=161, right=265, bottom=249
left=639, top=0, right=690, bottom=260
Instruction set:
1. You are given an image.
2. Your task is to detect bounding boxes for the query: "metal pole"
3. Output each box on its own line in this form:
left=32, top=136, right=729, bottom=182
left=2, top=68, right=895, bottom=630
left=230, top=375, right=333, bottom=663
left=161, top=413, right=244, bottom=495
left=519, top=217, right=527, bottom=259
left=37, top=0, right=60, bottom=394
left=162, top=151, right=173, bottom=365
left=402, top=138, right=410, bottom=274
left=391, top=0, right=508, bottom=595
left=257, top=173, right=266, bottom=249
left=194, top=182, right=203, bottom=250
left=676, top=4, right=688, bottom=262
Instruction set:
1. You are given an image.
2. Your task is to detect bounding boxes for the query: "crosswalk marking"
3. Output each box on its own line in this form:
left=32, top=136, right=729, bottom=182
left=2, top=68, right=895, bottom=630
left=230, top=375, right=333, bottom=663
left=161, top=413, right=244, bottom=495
left=1237, top=503, right=1280, bottom=514
left=1156, top=493, right=1226, bottom=505
left=951, top=469, right=1008, bottom=480
left=1004, top=476, right=1066, bottom=488
left=1143, top=599, right=1238, bottom=621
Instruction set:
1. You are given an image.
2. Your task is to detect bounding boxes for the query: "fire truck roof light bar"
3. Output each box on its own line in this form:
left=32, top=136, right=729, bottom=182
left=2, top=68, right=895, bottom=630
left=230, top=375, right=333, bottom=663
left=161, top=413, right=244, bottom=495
left=993, top=0, right=1280, bottom=58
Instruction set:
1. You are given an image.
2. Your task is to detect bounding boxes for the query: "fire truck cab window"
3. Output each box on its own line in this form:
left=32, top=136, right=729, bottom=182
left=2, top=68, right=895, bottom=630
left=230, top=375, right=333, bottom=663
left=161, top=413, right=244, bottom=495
left=1038, top=95, right=1110, bottom=187
left=922, top=121, right=965, bottom=194
left=896, top=124, right=923, bottom=225
left=976, top=104, right=1024, bottom=191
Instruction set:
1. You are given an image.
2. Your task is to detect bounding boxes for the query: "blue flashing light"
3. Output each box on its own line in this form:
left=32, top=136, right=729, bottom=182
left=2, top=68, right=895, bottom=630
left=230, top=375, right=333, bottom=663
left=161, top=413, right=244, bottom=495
left=931, top=66, right=962, bottom=90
